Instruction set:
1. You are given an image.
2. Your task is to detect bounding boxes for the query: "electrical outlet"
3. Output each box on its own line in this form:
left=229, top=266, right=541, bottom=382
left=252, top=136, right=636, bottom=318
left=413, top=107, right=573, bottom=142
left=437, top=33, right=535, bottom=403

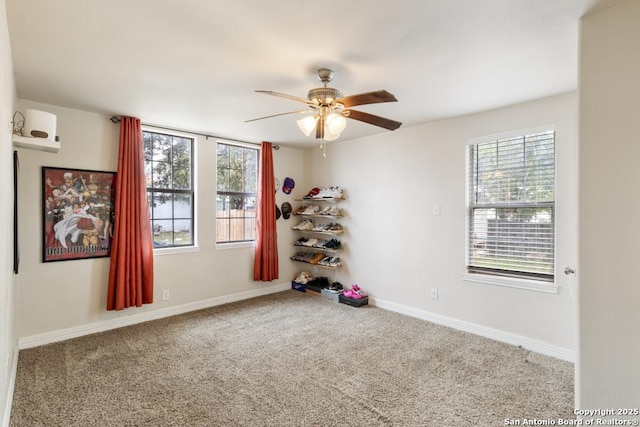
left=162, top=289, right=170, bottom=301
left=431, top=288, right=438, bottom=299
left=432, top=203, right=441, bottom=215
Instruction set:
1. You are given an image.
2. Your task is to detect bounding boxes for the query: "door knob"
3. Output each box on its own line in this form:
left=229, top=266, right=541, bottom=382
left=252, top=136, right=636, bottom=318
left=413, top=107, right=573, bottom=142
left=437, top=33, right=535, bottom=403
left=564, top=267, right=575, bottom=275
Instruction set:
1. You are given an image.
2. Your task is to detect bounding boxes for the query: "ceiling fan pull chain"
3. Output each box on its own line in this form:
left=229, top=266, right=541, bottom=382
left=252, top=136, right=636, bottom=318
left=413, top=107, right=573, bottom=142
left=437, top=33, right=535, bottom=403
left=319, top=139, right=327, bottom=158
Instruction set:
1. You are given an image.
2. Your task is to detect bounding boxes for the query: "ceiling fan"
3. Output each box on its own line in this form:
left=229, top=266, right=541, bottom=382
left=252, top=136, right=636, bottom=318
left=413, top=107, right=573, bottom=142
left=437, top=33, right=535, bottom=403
left=246, top=68, right=402, bottom=143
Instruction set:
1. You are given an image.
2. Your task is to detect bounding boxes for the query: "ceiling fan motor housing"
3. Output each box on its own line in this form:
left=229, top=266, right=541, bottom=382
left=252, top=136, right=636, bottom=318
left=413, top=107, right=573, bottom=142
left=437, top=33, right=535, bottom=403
left=307, top=87, right=343, bottom=106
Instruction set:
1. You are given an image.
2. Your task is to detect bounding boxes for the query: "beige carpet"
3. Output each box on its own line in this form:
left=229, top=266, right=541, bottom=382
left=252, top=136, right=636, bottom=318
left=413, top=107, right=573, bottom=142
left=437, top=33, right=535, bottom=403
left=10, top=290, right=574, bottom=426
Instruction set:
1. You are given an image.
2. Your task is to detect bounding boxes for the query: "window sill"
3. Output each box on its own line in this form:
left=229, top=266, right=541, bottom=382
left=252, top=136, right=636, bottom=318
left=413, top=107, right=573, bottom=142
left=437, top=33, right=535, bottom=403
left=462, top=272, right=558, bottom=294
left=215, top=241, right=255, bottom=250
left=153, top=246, right=200, bottom=256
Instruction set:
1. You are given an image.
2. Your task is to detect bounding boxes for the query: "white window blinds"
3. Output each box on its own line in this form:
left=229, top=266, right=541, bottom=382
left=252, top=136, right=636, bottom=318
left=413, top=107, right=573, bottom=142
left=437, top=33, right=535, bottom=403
left=467, top=130, right=555, bottom=281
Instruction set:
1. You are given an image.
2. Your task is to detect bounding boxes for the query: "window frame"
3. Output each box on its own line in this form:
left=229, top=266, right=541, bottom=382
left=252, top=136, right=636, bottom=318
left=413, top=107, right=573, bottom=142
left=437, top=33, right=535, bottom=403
left=215, top=140, right=259, bottom=247
left=463, top=125, right=558, bottom=293
left=142, top=127, right=196, bottom=251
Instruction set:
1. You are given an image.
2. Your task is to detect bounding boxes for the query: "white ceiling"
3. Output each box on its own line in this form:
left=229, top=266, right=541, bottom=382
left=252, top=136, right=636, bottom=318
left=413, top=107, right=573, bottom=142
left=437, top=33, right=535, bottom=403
left=5, top=0, right=622, bottom=147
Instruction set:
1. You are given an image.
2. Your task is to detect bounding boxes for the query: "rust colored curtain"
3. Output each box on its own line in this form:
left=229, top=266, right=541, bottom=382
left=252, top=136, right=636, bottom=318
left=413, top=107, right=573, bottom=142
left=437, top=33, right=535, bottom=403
left=254, top=141, right=279, bottom=281
left=107, top=116, right=154, bottom=310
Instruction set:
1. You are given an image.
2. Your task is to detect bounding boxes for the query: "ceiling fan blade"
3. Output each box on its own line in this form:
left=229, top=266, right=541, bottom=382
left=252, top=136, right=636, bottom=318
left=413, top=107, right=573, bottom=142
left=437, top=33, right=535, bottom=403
left=345, top=109, right=402, bottom=131
left=255, top=90, right=312, bottom=105
left=245, top=110, right=311, bottom=123
left=337, top=90, right=398, bottom=108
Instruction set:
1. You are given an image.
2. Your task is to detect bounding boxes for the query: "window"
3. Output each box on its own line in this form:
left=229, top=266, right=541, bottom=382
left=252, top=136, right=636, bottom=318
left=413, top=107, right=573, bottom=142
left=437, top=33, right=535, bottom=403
left=466, top=128, right=555, bottom=282
left=216, top=142, right=258, bottom=244
left=143, top=130, right=194, bottom=248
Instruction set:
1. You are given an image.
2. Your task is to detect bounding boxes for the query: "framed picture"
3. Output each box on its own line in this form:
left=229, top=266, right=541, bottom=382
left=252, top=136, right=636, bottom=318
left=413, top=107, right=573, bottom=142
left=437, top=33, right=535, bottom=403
left=42, top=166, right=116, bottom=262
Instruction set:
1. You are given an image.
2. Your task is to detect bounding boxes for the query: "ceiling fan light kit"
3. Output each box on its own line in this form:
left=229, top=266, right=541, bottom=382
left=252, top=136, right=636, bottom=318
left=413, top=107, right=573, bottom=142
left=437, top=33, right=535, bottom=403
left=297, top=115, right=317, bottom=136
left=248, top=68, right=402, bottom=155
left=326, top=112, right=347, bottom=134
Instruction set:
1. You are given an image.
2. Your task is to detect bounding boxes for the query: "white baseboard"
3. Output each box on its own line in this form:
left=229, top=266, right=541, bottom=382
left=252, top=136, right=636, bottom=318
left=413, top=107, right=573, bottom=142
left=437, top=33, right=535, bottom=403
left=2, top=346, right=18, bottom=427
left=370, top=297, right=575, bottom=362
left=16, top=283, right=574, bottom=363
left=18, top=282, right=291, bottom=350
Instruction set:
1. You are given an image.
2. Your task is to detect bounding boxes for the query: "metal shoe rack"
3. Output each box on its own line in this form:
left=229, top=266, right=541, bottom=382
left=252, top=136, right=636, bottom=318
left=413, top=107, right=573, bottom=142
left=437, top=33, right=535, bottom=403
left=291, top=194, right=345, bottom=284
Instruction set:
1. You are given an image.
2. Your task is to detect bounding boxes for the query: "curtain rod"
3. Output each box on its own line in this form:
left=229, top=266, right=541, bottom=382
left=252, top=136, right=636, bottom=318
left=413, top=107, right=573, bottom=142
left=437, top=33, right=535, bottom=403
left=109, top=116, right=279, bottom=149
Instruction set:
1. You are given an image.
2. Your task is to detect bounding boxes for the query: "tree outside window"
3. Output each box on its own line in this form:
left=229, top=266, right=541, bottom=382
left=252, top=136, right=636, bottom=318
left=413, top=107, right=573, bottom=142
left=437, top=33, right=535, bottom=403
left=216, top=142, right=258, bottom=243
left=467, top=130, right=555, bottom=281
left=143, top=130, right=194, bottom=248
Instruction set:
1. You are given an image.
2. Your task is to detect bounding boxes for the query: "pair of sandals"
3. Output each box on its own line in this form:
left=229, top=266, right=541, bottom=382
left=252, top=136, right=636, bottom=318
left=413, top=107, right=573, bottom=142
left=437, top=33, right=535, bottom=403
left=343, top=284, right=366, bottom=299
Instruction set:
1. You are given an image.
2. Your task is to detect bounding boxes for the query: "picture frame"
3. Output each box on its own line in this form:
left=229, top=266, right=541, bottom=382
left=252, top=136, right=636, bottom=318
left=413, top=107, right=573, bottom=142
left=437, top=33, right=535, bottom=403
left=42, top=166, right=116, bottom=262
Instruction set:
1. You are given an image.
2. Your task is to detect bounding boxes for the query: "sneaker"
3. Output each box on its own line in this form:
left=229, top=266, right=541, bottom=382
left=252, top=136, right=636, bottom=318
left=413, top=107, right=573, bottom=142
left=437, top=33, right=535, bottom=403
left=302, top=205, right=320, bottom=215
left=302, top=221, right=316, bottom=230
left=343, top=288, right=361, bottom=299
left=294, top=271, right=313, bottom=284
left=328, top=223, right=343, bottom=234
left=314, top=188, right=328, bottom=198
left=344, top=284, right=365, bottom=298
left=309, top=253, right=325, bottom=265
left=293, top=206, right=307, bottom=215
left=352, top=284, right=366, bottom=296
left=314, top=239, right=329, bottom=248
left=327, top=206, right=342, bottom=217
left=312, top=223, right=331, bottom=232
left=318, top=206, right=332, bottom=215
left=329, top=186, right=343, bottom=199
left=329, top=281, right=343, bottom=291
left=303, top=187, right=320, bottom=199
left=294, top=219, right=314, bottom=231
left=318, top=256, right=331, bottom=266
left=325, top=239, right=341, bottom=250
left=303, top=238, right=318, bottom=247
left=292, top=219, right=311, bottom=230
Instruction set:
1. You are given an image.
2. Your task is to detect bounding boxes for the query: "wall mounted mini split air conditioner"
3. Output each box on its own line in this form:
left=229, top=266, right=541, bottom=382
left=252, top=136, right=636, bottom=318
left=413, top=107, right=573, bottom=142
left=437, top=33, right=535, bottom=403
left=12, top=109, right=60, bottom=153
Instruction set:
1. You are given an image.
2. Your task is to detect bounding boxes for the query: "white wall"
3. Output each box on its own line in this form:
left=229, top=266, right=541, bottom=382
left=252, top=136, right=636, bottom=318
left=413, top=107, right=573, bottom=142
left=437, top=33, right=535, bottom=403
left=304, top=92, right=577, bottom=358
left=578, top=0, right=640, bottom=409
left=0, top=0, right=18, bottom=424
left=14, top=99, right=303, bottom=343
